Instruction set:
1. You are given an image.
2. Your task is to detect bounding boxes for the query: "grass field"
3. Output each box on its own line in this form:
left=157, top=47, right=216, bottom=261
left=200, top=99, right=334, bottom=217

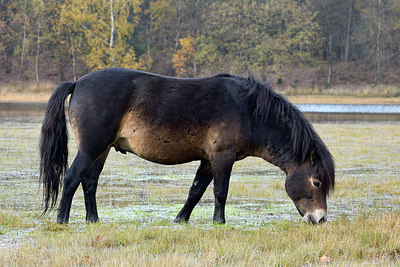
left=0, top=113, right=399, bottom=266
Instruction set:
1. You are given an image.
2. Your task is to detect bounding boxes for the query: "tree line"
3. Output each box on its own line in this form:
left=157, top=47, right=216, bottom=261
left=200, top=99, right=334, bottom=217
left=1, top=0, right=399, bottom=86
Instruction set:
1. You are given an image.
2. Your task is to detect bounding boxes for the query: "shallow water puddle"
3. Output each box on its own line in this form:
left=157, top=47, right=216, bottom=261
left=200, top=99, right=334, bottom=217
left=1, top=115, right=400, bottom=248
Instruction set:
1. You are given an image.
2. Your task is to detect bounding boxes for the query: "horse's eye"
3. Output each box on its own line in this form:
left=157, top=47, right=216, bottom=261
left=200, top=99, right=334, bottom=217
left=312, top=181, right=321, bottom=188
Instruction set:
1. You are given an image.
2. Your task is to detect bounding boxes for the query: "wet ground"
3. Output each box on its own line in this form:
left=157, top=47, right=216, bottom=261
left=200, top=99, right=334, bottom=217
left=1, top=106, right=399, bottom=247
left=0, top=115, right=293, bottom=225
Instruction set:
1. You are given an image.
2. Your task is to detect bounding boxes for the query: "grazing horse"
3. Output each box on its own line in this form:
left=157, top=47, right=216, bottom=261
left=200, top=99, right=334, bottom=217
left=40, top=68, right=335, bottom=224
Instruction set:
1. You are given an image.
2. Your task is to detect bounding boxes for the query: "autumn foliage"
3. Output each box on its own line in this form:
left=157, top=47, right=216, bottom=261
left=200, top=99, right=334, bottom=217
left=0, top=0, right=399, bottom=85
left=172, top=36, right=196, bottom=77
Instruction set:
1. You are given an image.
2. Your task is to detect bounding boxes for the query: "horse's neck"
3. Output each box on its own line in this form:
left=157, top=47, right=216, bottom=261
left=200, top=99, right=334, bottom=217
left=251, top=126, right=305, bottom=175
left=252, top=146, right=289, bottom=175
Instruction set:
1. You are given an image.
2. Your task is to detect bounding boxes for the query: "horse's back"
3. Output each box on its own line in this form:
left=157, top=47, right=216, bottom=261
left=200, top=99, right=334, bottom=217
left=70, top=68, right=239, bottom=125
left=69, top=68, right=251, bottom=163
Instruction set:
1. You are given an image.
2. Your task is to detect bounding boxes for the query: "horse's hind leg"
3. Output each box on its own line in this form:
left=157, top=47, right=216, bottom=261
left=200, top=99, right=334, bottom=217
left=174, top=160, right=213, bottom=223
left=57, top=151, right=94, bottom=223
left=57, top=150, right=107, bottom=224
left=82, top=149, right=110, bottom=223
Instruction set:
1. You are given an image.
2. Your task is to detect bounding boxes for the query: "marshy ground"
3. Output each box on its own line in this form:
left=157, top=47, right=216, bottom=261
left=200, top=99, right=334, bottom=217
left=0, top=112, right=399, bottom=265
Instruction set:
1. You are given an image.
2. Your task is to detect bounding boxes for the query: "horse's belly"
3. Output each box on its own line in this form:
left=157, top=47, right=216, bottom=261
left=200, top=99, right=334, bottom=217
left=115, top=126, right=205, bottom=164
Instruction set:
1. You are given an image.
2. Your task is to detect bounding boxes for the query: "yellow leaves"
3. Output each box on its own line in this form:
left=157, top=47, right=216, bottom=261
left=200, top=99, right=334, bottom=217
left=120, top=47, right=145, bottom=70
left=59, top=0, right=142, bottom=71
left=393, top=0, right=400, bottom=31
left=150, top=0, right=177, bottom=24
left=172, top=36, right=196, bottom=77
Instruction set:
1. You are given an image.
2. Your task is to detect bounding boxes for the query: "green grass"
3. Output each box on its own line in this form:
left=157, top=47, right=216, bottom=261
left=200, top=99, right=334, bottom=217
left=1, top=213, right=399, bottom=266
left=1, top=116, right=399, bottom=265
left=0, top=211, right=37, bottom=229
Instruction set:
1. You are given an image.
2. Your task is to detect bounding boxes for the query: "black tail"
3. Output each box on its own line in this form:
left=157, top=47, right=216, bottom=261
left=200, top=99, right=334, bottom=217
left=39, top=81, right=76, bottom=215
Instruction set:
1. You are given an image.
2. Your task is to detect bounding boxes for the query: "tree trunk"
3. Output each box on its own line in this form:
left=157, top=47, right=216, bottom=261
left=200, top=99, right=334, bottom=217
left=327, top=34, right=333, bottom=88
left=174, top=0, right=183, bottom=53
left=326, top=0, right=333, bottom=88
left=109, top=0, right=115, bottom=66
left=35, top=12, right=41, bottom=83
left=193, top=59, right=197, bottom=78
left=71, top=42, right=77, bottom=81
left=344, top=1, right=354, bottom=62
left=376, top=0, right=383, bottom=85
left=18, top=0, right=28, bottom=81
left=59, top=59, right=65, bottom=82
left=146, top=24, right=151, bottom=69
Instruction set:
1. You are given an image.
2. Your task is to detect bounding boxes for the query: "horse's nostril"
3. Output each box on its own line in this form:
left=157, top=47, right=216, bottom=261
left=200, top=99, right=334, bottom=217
left=308, top=214, right=317, bottom=224
left=302, top=213, right=327, bottom=224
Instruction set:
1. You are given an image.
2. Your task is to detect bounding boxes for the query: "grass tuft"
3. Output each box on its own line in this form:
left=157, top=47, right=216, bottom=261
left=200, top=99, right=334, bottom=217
left=43, top=223, right=69, bottom=232
left=0, top=211, right=36, bottom=229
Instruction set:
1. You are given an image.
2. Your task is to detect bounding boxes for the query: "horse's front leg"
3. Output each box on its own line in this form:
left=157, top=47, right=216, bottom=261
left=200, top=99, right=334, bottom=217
left=174, top=160, right=213, bottom=223
left=211, top=151, right=235, bottom=224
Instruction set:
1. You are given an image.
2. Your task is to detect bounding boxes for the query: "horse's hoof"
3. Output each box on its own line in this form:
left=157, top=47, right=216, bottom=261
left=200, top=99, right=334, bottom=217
left=173, top=217, right=188, bottom=223
left=86, top=218, right=99, bottom=224
left=213, top=218, right=226, bottom=224
left=56, top=218, right=69, bottom=224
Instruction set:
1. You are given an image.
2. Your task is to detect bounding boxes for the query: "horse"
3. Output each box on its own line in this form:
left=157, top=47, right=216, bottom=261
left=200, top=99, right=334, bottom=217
left=39, top=68, right=335, bottom=224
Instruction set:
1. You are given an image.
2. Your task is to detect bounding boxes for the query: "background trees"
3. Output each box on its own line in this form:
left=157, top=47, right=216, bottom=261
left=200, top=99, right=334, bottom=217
left=59, top=0, right=143, bottom=70
left=0, top=0, right=399, bottom=86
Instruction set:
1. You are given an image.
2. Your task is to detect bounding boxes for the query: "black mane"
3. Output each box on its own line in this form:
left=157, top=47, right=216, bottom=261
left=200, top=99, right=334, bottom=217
left=237, top=75, right=335, bottom=195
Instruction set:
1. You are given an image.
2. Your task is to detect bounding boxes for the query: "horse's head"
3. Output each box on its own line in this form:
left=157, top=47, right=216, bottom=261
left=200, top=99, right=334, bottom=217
left=241, top=75, right=335, bottom=223
left=285, top=163, right=330, bottom=224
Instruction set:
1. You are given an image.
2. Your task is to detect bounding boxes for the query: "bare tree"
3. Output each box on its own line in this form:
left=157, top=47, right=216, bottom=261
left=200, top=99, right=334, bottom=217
left=344, top=0, right=354, bottom=62
left=376, top=0, right=384, bottom=85
left=110, top=0, right=115, bottom=65
left=18, top=0, right=27, bottom=80
left=35, top=5, right=41, bottom=83
left=326, top=0, right=333, bottom=88
left=174, top=0, right=183, bottom=53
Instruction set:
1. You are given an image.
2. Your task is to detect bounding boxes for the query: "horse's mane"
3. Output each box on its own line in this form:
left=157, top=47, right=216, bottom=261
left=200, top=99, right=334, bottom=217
left=232, top=74, right=335, bottom=195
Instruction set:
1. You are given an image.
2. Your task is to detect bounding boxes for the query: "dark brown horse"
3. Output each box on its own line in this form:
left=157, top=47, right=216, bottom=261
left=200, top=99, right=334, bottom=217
left=40, top=68, right=334, bottom=224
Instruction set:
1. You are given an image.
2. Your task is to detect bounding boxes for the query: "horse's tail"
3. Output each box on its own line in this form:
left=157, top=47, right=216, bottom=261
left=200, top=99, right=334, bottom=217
left=39, top=81, right=76, bottom=215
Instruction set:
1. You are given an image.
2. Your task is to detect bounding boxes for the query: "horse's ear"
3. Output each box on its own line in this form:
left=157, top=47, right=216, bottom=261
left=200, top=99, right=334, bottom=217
left=310, top=148, right=319, bottom=166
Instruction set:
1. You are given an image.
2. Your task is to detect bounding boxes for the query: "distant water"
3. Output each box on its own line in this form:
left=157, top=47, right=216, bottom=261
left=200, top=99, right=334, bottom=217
left=1, top=102, right=400, bottom=122
left=296, top=104, right=400, bottom=114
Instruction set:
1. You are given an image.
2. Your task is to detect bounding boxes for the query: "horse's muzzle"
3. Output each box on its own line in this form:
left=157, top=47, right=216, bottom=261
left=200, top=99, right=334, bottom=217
left=302, top=209, right=327, bottom=224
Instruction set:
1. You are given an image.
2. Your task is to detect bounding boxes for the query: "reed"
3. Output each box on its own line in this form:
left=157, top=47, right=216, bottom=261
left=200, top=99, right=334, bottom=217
left=1, top=81, right=400, bottom=104
left=283, top=84, right=400, bottom=98
left=0, top=81, right=56, bottom=94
